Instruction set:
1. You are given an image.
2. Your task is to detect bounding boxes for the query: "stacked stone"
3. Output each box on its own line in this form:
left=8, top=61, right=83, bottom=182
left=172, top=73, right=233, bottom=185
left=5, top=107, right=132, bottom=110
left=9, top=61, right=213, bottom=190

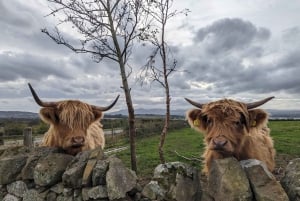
left=0, top=146, right=138, bottom=201
left=1, top=145, right=300, bottom=201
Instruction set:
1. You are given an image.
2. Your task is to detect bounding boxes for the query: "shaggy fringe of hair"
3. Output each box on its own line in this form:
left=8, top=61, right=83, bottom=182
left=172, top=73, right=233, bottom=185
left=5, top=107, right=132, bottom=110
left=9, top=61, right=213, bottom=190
left=58, top=101, right=94, bottom=129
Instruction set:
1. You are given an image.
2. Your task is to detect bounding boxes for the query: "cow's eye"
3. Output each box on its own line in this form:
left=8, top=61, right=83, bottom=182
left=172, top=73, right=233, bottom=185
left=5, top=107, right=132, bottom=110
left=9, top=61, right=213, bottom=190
left=235, top=121, right=243, bottom=127
left=206, top=117, right=213, bottom=126
left=207, top=118, right=212, bottom=125
left=238, top=113, right=246, bottom=126
left=54, top=113, right=60, bottom=123
left=201, top=115, right=207, bottom=123
left=202, top=115, right=213, bottom=128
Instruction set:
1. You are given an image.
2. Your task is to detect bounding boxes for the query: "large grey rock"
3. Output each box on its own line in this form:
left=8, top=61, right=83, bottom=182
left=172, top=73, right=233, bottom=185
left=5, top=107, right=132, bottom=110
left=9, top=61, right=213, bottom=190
left=174, top=172, right=200, bottom=201
left=82, top=185, right=108, bottom=200
left=21, top=147, right=61, bottom=180
left=34, top=153, right=74, bottom=186
left=0, top=146, right=31, bottom=159
left=23, top=189, right=44, bottom=201
left=63, top=187, right=73, bottom=197
left=50, top=182, right=64, bottom=194
left=3, top=194, right=20, bottom=201
left=144, top=161, right=201, bottom=201
left=82, top=147, right=105, bottom=187
left=6, top=180, right=28, bottom=198
left=45, top=191, right=57, bottom=201
left=281, top=158, right=300, bottom=201
left=142, top=181, right=166, bottom=200
left=106, top=157, right=137, bottom=200
left=241, top=159, right=289, bottom=201
left=62, top=150, right=90, bottom=188
left=0, top=155, right=27, bottom=185
left=0, top=185, right=6, bottom=200
left=92, top=159, right=108, bottom=186
left=208, top=157, right=253, bottom=201
left=73, top=189, right=83, bottom=201
left=56, top=194, right=73, bottom=201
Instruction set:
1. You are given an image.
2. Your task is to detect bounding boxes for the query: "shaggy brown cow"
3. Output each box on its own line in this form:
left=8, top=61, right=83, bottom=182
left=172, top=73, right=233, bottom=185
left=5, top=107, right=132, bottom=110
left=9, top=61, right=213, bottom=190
left=28, top=83, right=119, bottom=155
left=185, top=97, right=275, bottom=174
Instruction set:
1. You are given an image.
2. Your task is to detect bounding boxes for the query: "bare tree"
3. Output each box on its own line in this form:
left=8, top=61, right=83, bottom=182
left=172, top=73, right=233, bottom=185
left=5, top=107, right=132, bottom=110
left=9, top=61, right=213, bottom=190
left=42, top=0, right=151, bottom=172
left=139, top=0, right=189, bottom=163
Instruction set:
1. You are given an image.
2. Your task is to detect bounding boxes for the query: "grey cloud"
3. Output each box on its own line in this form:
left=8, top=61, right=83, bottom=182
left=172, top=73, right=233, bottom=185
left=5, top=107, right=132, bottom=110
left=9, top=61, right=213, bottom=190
left=282, top=26, right=300, bottom=42
left=203, top=54, right=300, bottom=96
left=194, top=18, right=271, bottom=55
left=0, top=52, right=73, bottom=82
left=179, top=16, right=300, bottom=98
left=169, top=74, right=191, bottom=90
left=0, top=2, right=73, bottom=57
left=1, top=1, right=300, bottom=111
left=277, top=50, right=300, bottom=69
left=0, top=1, right=37, bottom=30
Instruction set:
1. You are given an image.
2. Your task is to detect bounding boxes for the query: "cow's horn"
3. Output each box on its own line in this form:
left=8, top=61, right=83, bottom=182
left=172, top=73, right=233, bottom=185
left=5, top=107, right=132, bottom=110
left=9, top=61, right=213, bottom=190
left=246, top=96, right=274, bottom=109
left=91, top=95, right=120, bottom=111
left=184, top=98, right=203, bottom=109
left=28, top=83, right=57, bottom=107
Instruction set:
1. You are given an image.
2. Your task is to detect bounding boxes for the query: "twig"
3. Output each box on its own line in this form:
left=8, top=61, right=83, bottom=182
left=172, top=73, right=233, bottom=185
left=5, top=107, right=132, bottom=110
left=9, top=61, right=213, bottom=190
left=174, top=150, right=202, bottom=162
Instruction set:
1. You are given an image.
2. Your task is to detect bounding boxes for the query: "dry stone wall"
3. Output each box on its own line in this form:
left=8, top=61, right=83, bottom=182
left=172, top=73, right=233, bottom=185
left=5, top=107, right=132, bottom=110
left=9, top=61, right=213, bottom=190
left=0, top=146, right=140, bottom=201
left=0, top=145, right=299, bottom=201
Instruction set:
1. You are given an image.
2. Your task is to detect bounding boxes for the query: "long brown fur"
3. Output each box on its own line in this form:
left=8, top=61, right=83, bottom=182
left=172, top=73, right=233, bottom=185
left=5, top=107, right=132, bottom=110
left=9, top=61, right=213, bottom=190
left=186, top=99, right=275, bottom=174
left=39, top=100, right=105, bottom=155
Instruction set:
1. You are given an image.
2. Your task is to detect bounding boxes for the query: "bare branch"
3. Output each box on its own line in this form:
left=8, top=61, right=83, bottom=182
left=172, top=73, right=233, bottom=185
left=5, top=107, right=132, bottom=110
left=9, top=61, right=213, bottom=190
left=174, top=150, right=203, bottom=162
left=42, top=0, right=154, bottom=172
left=137, top=0, right=189, bottom=163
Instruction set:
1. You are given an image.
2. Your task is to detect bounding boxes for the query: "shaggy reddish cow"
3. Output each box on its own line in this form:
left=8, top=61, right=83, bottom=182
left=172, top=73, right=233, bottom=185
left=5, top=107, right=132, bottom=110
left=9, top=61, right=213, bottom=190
left=28, top=83, right=119, bottom=155
left=185, top=97, right=275, bottom=173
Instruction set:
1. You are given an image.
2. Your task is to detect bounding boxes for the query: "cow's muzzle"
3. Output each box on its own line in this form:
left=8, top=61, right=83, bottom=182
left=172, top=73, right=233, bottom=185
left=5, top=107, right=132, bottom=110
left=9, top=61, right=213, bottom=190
left=211, top=137, right=228, bottom=151
left=71, top=136, right=85, bottom=147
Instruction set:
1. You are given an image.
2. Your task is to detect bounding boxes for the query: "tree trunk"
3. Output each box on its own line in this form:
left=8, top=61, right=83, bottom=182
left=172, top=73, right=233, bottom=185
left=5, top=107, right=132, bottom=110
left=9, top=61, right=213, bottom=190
left=158, top=18, right=170, bottom=164
left=158, top=88, right=170, bottom=164
left=107, top=4, right=137, bottom=172
left=120, top=64, right=137, bottom=172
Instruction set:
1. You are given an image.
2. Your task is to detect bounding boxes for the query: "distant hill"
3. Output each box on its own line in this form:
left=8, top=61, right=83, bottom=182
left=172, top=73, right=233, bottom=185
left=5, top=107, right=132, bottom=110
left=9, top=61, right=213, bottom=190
left=1, top=109, right=300, bottom=120
left=0, top=111, right=39, bottom=119
left=109, top=108, right=300, bottom=120
left=267, top=109, right=300, bottom=119
left=109, top=108, right=186, bottom=116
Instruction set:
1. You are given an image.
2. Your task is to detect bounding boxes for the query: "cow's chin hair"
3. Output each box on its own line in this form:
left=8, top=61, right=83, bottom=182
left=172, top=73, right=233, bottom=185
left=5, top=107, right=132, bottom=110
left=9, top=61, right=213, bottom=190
left=212, top=149, right=234, bottom=158
left=64, top=146, right=83, bottom=155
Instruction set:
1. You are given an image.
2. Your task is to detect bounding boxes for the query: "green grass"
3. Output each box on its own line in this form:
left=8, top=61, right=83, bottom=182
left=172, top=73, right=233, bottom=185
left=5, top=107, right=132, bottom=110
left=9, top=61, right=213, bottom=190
left=114, top=120, right=300, bottom=178
left=269, top=120, right=300, bottom=156
left=116, top=127, right=204, bottom=177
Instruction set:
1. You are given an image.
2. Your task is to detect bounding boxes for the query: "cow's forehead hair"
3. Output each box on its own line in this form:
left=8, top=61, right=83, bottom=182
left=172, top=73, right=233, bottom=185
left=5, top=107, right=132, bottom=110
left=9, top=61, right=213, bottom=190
left=202, top=99, right=248, bottom=119
left=56, top=100, right=95, bottom=129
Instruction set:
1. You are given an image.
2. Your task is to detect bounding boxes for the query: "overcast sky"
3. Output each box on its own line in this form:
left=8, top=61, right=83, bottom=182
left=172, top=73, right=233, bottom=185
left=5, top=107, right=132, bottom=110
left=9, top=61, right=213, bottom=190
left=1, top=0, right=300, bottom=113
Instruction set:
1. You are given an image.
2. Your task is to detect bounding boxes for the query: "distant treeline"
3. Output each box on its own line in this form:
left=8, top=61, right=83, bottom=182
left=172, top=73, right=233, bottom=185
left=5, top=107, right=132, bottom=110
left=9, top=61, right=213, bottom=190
left=270, top=118, right=300, bottom=121
left=2, top=116, right=297, bottom=137
left=0, top=116, right=187, bottom=136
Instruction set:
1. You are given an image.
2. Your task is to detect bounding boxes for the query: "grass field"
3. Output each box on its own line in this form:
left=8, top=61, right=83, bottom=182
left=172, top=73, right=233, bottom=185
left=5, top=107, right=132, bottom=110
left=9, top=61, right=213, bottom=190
left=269, top=121, right=300, bottom=155
left=115, top=120, right=300, bottom=178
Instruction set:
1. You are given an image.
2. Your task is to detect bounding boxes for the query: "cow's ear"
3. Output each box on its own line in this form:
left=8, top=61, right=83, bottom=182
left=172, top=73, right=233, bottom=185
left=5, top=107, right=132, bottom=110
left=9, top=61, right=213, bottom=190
left=248, top=109, right=268, bottom=128
left=92, top=109, right=104, bottom=121
left=239, top=112, right=250, bottom=132
left=186, top=109, right=206, bottom=131
left=39, top=108, right=59, bottom=124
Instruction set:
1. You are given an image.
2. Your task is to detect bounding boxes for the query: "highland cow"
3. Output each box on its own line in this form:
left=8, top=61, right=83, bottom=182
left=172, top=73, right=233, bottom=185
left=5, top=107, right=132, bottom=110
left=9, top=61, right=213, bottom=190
left=185, top=97, right=275, bottom=173
left=28, top=83, right=119, bottom=155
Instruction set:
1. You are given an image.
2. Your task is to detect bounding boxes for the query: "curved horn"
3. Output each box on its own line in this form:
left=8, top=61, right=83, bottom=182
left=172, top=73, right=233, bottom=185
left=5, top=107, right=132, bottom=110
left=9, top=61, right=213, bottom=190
left=184, top=98, right=203, bottom=109
left=28, top=83, right=57, bottom=107
left=91, top=95, right=120, bottom=111
left=246, top=96, right=274, bottom=109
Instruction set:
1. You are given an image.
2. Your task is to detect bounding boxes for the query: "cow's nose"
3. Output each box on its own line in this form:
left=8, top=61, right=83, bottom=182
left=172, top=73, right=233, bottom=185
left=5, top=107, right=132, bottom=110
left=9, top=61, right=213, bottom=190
left=212, top=138, right=227, bottom=150
left=71, top=136, right=85, bottom=144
